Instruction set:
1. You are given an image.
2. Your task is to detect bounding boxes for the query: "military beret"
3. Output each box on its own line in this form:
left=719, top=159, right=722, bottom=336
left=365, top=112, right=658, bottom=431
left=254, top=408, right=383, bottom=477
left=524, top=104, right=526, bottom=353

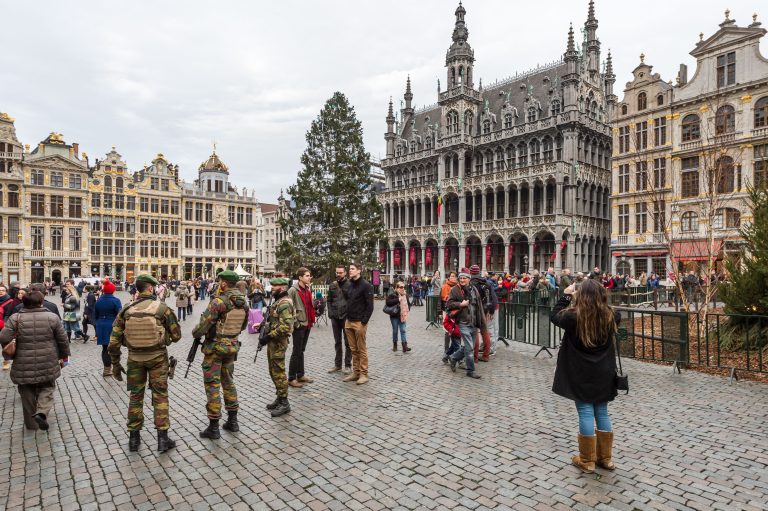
left=135, top=274, right=159, bottom=285
left=217, top=270, right=239, bottom=282
left=270, top=277, right=289, bottom=286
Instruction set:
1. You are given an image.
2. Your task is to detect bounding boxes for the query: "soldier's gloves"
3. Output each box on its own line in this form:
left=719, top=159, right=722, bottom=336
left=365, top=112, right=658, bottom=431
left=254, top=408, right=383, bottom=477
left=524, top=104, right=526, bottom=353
left=113, top=362, right=125, bottom=381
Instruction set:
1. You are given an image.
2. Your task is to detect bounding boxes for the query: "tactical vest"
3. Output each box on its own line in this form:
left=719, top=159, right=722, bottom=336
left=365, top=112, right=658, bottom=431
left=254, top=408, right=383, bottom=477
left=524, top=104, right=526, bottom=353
left=217, top=293, right=248, bottom=337
left=267, top=297, right=293, bottom=334
left=124, top=299, right=166, bottom=351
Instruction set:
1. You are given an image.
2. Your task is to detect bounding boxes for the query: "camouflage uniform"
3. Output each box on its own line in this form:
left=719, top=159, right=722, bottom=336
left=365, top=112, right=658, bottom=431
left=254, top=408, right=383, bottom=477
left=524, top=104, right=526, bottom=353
left=109, top=291, right=181, bottom=431
left=265, top=294, right=295, bottom=398
left=192, top=288, right=249, bottom=419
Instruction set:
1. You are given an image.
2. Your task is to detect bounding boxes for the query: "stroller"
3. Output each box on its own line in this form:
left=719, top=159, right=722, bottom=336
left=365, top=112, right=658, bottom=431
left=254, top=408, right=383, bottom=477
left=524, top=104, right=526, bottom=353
left=313, top=297, right=328, bottom=326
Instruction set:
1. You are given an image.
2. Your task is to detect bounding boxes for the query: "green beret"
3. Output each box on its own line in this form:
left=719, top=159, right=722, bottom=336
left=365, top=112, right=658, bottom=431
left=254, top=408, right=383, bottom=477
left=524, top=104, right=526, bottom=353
left=135, top=274, right=159, bottom=285
left=270, top=277, right=289, bottom=286
left=217, top=270, right=239, bottom=282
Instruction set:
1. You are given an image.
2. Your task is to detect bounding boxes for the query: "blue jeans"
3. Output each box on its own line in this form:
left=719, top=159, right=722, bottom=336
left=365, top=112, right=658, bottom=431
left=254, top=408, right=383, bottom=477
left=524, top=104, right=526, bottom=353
left=390, top=316, right=407, bottom=343
left=451, top=323, right=476, bottom=374
left=575, top=401, right=612, bottom=436
left=63, top=321, right=82, bottom=336
left=445, top=336, right=460, bottom=358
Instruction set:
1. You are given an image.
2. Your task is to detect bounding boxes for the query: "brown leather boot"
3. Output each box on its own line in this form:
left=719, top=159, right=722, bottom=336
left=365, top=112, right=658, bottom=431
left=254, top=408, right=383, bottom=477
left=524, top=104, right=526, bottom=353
left=572, top=434, right=596, bottom=473
left=596, top=430, right=615, bottom=470
left=102, top=366, right=112, bottom=377
left=342, top=373, right=360, bottom=382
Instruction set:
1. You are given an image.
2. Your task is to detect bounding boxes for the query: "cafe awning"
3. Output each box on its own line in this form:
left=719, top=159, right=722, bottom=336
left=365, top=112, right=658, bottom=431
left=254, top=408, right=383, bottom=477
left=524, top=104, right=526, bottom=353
left=671, top=240, right=724, bottom=261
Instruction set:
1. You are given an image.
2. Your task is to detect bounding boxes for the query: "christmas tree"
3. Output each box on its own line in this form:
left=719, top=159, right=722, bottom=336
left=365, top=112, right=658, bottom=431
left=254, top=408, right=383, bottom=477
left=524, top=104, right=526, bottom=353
left=718, top=185, right=768, bottom=350
left=277, top=92, right=384, bottom=278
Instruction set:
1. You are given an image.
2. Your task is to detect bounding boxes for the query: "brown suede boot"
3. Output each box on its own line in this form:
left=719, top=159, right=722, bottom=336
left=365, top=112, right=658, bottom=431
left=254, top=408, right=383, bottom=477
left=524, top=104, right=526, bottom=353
left=572, top=434, right=596, bottom=473
left=342, top=373, right=360, bottom=382
left=596, top=430, right=615, bottom=470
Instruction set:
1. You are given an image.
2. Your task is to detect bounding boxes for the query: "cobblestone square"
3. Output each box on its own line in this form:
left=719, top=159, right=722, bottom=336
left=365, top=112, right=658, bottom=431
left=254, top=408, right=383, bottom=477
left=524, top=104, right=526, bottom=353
left=1, top=292, right=767, bottom=510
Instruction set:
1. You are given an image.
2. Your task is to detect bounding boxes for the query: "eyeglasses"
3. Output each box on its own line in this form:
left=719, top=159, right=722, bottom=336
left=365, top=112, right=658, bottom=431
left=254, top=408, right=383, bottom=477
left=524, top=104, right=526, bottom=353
left=397, top=286, right=404, bottom=289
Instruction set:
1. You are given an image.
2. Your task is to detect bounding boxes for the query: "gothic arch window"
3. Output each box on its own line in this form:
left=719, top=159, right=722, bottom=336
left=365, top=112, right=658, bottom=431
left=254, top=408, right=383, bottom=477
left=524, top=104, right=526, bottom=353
left=504, top=113, right=513, bottom=129
left=681, top=114, right=701, bottom=141
left=681, top=211, right=699, bottom=232
left=482, top=119, right=491, bottom=134
left=657, top=94, right=664, bottom=106
left=447, top=110, right=459, bottom=135
left=527, top=106, right=537, bottom=123
left=621, top=104, right=628, bottom=115
left=529, top=139, right=541, bottom=164
left=396, top=145, right=403, bottom=157
left=425, top=135, right=433, bottom=149
left=555, top=134, right=563, bottom=160
left=458, top=66, right=464, bottom=84
left=551, top=100, right=561, bottom=117
left=464, top=110, right=474, bottom=135
left=542, top=137, right=554, bottom=162
left=475, top=152, right=484, bottom=175
left=517, top=142, right=528, bottom=166
left=715, top=105, right=735, bottom=135
left=495, top=148, right=504, bottom=170
left=484, top=150, right=494, bottom=173
left=451, top=67, right=457, bottom=87
left=637, top=92, right=647, bottom=111
left=755, top=97, right=768, bottom=128
left=505, top=145, right=515, bottom=167
left=410, top=140, right=417, bottom=153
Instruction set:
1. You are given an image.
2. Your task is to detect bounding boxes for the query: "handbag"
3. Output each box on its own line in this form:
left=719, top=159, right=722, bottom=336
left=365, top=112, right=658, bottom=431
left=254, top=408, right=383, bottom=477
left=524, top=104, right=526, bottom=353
left=2, top=339, right=16, bottom=360
left=614, top=336, right=629, bottom=394
left=382, top=303, right=400, bottom=316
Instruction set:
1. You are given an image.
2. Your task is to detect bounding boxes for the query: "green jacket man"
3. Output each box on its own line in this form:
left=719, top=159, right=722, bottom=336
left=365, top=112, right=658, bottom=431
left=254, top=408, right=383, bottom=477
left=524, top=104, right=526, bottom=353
left=192, top=270, right=249, bottom=439
left=109, top=274, right=181, bottom=453
left=264, top=277, right=295, bottom=417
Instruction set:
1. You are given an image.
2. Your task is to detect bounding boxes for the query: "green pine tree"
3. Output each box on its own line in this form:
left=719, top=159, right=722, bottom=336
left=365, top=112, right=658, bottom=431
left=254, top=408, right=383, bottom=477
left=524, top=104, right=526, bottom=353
left=276, top=92, right=384, bottom=279
left=718, top=185, right=768, bottom=350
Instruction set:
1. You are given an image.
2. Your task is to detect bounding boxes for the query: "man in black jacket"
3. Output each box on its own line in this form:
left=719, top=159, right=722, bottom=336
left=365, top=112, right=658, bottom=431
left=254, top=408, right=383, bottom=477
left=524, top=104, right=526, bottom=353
left=342, top=262, right=374, bottom=385
left=327, top=265, right=352, bottom=373
left=446, top=269, right=483, bottom=379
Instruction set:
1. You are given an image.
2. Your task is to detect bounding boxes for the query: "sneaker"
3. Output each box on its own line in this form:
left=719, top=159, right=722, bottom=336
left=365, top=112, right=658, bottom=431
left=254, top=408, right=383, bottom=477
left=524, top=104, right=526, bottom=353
left=343, top=367, right=352, bottom=374
left=327, top=367, right=342, bottom=373
left=298, top=376, right=314, bottom=384
left=288, top=380, right=304, bottom=388
left=466, top=372, right=482, bottom=379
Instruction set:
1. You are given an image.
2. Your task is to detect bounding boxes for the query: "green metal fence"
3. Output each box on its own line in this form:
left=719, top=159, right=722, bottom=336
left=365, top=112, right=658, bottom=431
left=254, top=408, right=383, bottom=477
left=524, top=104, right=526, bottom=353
left=498, top=299, right=563, bottom=355
left=425, top=295, right=441, bottom=329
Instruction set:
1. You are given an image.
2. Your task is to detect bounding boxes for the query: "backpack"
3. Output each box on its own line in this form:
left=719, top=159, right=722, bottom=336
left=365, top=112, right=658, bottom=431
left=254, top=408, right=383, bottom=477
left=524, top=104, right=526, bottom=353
left=472, top=278, right=492, bottom=310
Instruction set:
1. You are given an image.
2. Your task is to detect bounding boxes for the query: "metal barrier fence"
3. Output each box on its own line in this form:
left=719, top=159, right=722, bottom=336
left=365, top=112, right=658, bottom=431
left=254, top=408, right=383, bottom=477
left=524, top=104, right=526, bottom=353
left=425, top=295, right=441, bottom=329
left=497, top=299, right=563, bottom=357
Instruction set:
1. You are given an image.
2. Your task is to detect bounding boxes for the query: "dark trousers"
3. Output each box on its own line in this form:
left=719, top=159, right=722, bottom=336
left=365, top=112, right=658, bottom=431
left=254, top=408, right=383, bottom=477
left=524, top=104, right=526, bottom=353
left=331, top=317, right=352, bottom=369
left=288, top=326, right=311, bottom=381
left=101, top=345, right=111, bottom=367
left=187, top=303, right=193, bottom=316
left=82, top=316, right=90, bottom=335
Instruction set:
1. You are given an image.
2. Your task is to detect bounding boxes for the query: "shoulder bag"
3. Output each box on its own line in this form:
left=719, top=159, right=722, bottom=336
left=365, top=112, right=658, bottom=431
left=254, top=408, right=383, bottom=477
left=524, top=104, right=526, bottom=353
left=614, top=334, right=629, bottom=394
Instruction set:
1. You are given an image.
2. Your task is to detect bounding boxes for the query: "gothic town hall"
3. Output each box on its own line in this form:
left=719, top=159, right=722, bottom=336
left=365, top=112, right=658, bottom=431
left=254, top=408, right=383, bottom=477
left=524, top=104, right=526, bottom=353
left=378, top=2, right=613, bottom=277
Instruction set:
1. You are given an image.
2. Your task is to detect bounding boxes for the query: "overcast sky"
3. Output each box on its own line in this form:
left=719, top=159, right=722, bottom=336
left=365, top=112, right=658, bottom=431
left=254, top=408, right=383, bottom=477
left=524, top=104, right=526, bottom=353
left=1, top=1, right=761, bottom=203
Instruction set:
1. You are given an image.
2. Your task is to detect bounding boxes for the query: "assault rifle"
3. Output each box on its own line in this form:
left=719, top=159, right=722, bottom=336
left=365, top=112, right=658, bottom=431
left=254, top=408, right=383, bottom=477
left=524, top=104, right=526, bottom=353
left=253, top=299, right=272, bottom=363
left=184, top=338, right=202, bottom=378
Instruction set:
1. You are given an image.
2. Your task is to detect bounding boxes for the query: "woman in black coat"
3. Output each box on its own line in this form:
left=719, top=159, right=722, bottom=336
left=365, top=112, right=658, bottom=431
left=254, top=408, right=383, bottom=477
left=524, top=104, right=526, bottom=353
left=550, top=278, right=621, bottom=474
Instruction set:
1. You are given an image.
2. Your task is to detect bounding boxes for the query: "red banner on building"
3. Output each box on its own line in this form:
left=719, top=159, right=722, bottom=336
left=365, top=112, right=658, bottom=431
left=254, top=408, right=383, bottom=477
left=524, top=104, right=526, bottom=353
left=508, top=243, right=514, bottom=264
left=409, top=246, right=416, bottom=267
left=425, top=247, right=433, bottom=267
left=394, top=249, right=401, bottom=268
left=485, top=244, right=492, bottom=268
left=379, top=248, right=386, bottom=264
left=465, top=245, right=471, bottom=267
left=444, top=246, right=450, bottom=268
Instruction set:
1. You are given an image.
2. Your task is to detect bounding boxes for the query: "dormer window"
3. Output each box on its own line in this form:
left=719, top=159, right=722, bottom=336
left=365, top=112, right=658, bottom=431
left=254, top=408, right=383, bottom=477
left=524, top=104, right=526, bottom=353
left=621, top=104, right=628, bottom=115
left=717, top=52, right=736, bottom=87
left=637, top=92, right=647, bottom=111
left=657, top=94, right=664, bottom=106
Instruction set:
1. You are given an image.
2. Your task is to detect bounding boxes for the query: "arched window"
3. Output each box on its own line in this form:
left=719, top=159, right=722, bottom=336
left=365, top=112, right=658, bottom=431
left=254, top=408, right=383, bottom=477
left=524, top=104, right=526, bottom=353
left=529, top=139, right=541, bottom=164
left=754, top=97, right=768, bottom=128
left=495, top=148, right=504, bottom=170
left=715, top=105, right=735, bottom=135
left=542, top=137, right=553, bottom=162
left=555, top=135, right=563, bottom=160
left=410, top=140, right=417, bottom=153
left=503, top=113, right=513, bottom=129
left=657, top=94, right=664, bottom=106
left=637, top=92, right=647, bottom=111
left=115, top=176, right=124, bottom=193
left=464, top=110, right=473, bottom=135
left=474, top=152, right=484, bottom=175
left=527, top=106, right=537, bottom=123
left=396, top=145, right=403, bottom=157
left=482, top=120, right=491, bottom=134
left=590, top=101, right=598, bottom=119
left=681, top=114, right=701, bottom=141
left=485, top=150, right=493, bottom=173
left=446, top=110, right=459, bottom=135
left=551, top=100, right=561, bottom=117
left=517, top=142, right=528, bottom=166
left=104, top=175, right=112, bottom=191
left=425, top=135, right=433, bottom=149
left=621, top=104, right=628, bottom=115
left=681, top=211, right=699, bottom=232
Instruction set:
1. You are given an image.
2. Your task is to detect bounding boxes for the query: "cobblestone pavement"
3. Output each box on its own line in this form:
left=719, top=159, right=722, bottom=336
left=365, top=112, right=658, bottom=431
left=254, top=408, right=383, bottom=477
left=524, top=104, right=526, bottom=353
left=1, top=291, right=767, bottom=511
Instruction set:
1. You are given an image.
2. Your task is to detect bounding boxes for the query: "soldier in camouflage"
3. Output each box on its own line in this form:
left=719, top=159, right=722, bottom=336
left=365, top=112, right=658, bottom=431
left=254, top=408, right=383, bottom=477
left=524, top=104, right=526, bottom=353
left=264, top=277, right=295, bottom=417
left=109, top=274, right=182, bottom=453
left=192, top=270, right=249, bottom=439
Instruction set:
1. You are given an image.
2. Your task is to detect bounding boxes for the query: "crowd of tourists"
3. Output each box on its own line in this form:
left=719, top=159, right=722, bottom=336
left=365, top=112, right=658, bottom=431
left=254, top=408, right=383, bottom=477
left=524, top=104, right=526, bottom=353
left=1, top=262, right=628, bottom=473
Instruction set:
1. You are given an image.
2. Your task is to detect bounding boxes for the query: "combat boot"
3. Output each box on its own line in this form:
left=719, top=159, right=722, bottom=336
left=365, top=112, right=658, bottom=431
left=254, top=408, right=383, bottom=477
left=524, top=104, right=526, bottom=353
left=128, top=430, right=141, bottom=452
left=199, top=419, right=221, bottom=439
left=266, top=397, right=280, bottom=410
left=270, top=397, right=291, bottom=417
left=222, top=411, right=239, bottom=432
left=157, top=430, right=176, bottom=452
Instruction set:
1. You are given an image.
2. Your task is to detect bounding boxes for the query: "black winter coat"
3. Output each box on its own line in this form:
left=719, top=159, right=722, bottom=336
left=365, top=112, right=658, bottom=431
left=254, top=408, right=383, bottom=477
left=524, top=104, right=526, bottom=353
left=327, top=278, right=350, bottom=320
left=343, top=277, right=374, bottom=324
left=550, top=295, right=621, bottom=404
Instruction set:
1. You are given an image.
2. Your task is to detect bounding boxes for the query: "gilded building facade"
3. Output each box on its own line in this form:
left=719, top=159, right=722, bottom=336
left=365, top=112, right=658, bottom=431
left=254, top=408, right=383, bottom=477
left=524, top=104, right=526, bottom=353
left=610, top=10, right=768, bottom=276
left=22, top=133, right=89, bottom=284
left=378, top=2, right=613, bottom=277
left=88, top=147, right=138, bottom=282
left=181, top=151, right=259, bottom=279
left=0, top=112, right=24, bottom=284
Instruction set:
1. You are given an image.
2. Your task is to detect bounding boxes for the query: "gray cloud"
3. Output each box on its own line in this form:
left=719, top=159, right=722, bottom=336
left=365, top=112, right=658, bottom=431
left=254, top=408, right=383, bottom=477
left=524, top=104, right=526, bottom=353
left=1, top=1, right=760, bottom=202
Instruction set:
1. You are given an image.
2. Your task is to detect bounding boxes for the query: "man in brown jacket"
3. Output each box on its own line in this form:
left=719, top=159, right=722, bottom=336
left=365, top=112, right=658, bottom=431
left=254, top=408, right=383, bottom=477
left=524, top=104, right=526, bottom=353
left=0, top=290, right=69, bottom=430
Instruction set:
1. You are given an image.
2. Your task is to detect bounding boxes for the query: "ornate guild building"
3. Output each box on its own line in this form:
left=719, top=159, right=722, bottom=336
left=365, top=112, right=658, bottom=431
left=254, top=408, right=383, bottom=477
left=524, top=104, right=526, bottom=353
left=0, top=112, right=24, bottom=284
left=378, top=2, right=613, bottom=278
